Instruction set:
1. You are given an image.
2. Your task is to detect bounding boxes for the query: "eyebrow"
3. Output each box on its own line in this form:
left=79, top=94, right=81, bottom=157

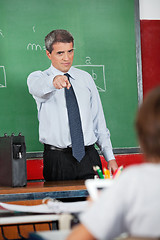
left=56, top=48, right=74, bottom=54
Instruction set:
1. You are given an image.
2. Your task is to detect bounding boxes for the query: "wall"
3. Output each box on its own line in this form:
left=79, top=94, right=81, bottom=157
left=139, top=0, right=160, bottom=97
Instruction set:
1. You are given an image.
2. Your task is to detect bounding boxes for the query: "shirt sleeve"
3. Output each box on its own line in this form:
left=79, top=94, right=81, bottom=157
left=27, top=70, right=56, bottom=102
left=89, top=75, right=115, bottom=161
left=80, top=176, right=128, bottom=240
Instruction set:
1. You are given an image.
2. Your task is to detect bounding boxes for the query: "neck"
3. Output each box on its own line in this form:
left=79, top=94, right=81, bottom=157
left=145, top=155, right=160, bottom=164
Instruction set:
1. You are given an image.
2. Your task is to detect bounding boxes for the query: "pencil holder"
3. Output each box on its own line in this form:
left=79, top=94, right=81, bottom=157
left=0, top=133, right=27, bottom=187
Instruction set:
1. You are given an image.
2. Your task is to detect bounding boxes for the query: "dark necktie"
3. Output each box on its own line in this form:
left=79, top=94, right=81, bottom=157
left=64, top=73, right=85, bottom=162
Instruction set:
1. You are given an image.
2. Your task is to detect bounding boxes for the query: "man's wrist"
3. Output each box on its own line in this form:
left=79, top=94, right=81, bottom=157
left=102, top=148, right=115, bottom=162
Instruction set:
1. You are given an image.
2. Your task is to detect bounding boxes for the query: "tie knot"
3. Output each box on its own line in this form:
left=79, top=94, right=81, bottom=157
left=64, top=73, right=70, bottom=79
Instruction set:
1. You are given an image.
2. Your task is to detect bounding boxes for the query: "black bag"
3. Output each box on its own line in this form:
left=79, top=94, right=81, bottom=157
left=0, top=134, right=27, bottom=187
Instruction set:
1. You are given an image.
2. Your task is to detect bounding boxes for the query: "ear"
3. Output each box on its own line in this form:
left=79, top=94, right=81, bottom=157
left=46, top=50, right=51, bottom=60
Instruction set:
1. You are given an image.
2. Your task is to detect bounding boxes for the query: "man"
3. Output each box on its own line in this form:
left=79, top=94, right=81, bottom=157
left=67, top=86, right=160, bottom=240
left=27, top=29, right=118, bottom=181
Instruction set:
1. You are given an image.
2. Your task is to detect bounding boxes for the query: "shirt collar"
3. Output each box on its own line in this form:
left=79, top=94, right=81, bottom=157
left=49, top=64, right=75, bottom=80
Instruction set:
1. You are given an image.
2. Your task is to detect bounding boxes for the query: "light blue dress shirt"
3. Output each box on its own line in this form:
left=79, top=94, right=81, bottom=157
left=27, top=65, right=115, bottom=161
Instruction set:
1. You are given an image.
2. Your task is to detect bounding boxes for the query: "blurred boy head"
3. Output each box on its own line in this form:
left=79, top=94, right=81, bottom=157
left=136, top=86, right=160, bottom=161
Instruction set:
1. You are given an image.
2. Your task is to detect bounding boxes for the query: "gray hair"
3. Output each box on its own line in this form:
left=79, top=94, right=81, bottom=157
left=45, top=29, right=74, bottom=53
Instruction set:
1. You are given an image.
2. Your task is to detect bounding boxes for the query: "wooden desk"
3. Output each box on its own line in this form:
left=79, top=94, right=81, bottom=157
left=0, top=180, right=88, bottom=204
left=0, top=210, right=73, bottom=240
left=0, top=181, right=87, bottom=239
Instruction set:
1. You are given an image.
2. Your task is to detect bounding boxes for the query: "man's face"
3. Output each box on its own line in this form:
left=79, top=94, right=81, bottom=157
left=46, top=42, right=74, bottom=73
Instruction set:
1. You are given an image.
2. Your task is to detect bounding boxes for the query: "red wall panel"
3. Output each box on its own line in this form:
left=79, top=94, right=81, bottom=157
left=140, top=20, right=160, bottom=97
left=27, top=154, right=144, bottom=181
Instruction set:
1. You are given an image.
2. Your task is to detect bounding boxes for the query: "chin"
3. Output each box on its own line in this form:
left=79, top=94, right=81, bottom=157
left=62, top=67, right=71, bottom=73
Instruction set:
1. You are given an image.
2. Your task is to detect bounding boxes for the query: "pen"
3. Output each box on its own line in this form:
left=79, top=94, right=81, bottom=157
left=93, top=166, right=100, bottom=178
left=113, top=165, right=123, bottom=179
left=93, top=166, right=104, bottom=179
left=103, top=168, right=110, bottom=179
left=113, top=169, right=118, bottom=178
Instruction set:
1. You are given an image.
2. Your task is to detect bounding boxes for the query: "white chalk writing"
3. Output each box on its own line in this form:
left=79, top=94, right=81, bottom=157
left=27, top=43, right=46, bottom=51
left=85, top=56, right=91, bottom=65
left=0, top=66, right=7, bottom=88
left=74, top=64, right=106, bottom=92
left=0, top=29, right=4, bottom=38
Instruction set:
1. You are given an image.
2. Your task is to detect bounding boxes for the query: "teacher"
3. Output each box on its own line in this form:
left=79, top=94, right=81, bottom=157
left=27, top=29, right=118, bottom=181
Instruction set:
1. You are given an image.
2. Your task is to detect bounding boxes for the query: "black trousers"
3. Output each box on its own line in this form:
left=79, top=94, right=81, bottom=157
left=43, top=144, right=102, bottom=181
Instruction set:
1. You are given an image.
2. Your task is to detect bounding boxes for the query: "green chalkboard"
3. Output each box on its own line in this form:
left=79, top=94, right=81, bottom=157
left=0, top=0, right=138, bottom=152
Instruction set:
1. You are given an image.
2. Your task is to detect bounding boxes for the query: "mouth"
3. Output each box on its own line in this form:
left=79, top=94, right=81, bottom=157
left=62, top=62, right=71, bottom=66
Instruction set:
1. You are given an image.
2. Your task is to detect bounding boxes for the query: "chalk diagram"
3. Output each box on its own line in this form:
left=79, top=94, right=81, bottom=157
left=74, top=57, right=106, bottom=92
left=0, top=30, right=7, bottom=88
left=0, top=29, right=4, bottom=38
left=33, top=26, right=36, bottom=32
left=0, top=66, right=7, bottom=88
left=74, top=65, right=106, bottom=92
left=26, top=26, right=46, bottom=51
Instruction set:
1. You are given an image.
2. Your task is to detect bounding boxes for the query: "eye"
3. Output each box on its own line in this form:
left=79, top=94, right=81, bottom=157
left=57, top=51, right=63, bottom=55
left=68, top=49, right=74, bottom=53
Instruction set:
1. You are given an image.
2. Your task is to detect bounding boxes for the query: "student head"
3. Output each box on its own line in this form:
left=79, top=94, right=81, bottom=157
left=45, top=29, right=74, bottom=73
left=136, top=86, right=160, bottom=162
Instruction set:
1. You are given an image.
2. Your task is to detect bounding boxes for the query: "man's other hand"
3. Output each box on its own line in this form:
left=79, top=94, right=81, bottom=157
left=108, top=159, right=118, bottom=173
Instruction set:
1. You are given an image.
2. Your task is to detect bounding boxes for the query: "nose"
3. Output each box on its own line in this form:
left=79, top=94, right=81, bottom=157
left=63, top=52, right=69, bottom=61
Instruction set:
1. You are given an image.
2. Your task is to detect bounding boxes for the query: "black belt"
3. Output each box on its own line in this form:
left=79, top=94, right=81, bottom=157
left=44, top=144, right=94, bottom=152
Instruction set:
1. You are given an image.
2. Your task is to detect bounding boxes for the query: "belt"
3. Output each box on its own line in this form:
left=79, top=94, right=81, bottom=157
left=44, top=144, right=94, bottom=152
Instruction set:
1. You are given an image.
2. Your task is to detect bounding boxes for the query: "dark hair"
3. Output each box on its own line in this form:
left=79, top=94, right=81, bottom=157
left=136, top=86, right=160, bottom=160
left=45, top=29, right=74, bottom=53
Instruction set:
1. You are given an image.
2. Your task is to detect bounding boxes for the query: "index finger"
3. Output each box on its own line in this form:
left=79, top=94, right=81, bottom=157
left=64, top=76, right=71, bottom=89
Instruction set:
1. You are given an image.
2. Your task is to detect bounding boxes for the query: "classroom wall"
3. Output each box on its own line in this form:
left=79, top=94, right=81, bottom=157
left=139, top=0, right=160, bottom=97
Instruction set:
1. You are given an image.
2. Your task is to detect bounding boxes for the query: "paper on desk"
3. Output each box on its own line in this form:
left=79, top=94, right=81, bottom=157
left=0, top=200, right=88, bottom=214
